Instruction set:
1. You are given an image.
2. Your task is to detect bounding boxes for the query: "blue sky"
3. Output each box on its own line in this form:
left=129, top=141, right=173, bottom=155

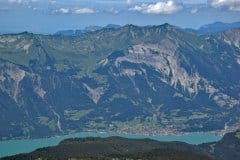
left=0, top=0, right=240, bottom=34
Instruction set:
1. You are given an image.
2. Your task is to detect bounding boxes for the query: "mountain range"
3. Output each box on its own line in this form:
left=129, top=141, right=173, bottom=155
left=0, top=23, right=240, bottom=140
left=55, top=21, right=240, bottom=36
left=54, top=24, right=121, bottom=36
left=186, top=21, right=240, bottom=35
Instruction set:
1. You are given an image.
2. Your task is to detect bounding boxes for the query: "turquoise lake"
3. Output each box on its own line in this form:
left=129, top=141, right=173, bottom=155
left=0, top=132, right=221, bottom=158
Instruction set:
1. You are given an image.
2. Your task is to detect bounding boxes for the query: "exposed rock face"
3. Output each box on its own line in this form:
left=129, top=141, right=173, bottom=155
left=219, top=29, right=240, bottom=48
left=114, top=42, right=239, bottom=109
left=0, top=24, right=240, bottom=139
left=83, top=83, right=105, bottom=104
left=0, top=63, right=25, bottom=103
left=116, top=41, right=202, bottom=95
left=34, top=87, right=46, bottom=99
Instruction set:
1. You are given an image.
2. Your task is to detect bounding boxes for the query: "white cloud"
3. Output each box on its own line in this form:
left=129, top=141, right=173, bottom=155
left=210, top=0, right=240, bottom=11
left=109, top=7, right=119, bottom=14
left=8, top=0, right=23, bottom=3
left=129, top=1, right=183, bottom=14
left=127, top=0, right=132, bottom=4
left=55, top=7, right=95, bottom=15
left=191, top=8, right=199, bottom=14
left=8, top=0, right=38, bottom=3
left=59, top=8, right=69, bottom=14
left=7, top=0, right=38, bottom=5
left=182, top=0, right=207, bottom=4
left=74, top=8, right=95, bottom=14
left=50, top=0, right=56, bottom=4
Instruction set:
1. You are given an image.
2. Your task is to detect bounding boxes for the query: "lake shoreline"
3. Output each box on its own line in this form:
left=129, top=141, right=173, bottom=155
left=0, top=129, right=222, bottom=142
left=0, top=131, right=223, bottom=158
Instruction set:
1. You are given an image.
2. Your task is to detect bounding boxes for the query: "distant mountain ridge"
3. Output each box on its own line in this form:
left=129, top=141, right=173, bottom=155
left=54, top=24, right=121, bottom=36
left=2, top=21, right=240, bottom=36
left=54, top=21, right=240, bottom=36
left=185, top=21, right=240, bottom=35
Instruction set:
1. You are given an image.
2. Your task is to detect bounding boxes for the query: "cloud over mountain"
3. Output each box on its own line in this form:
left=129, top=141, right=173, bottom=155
left=210, top=0, right=240, bottom=11
left=59, top=8, right=69, bottom=14
left=129, top=1, right=183, bottom=14
left=74, top=8, right=95, bottom=14
left=8, top=0, right=23, bottom=3
left=56, top=7, right=95, bottom=14
left=191, top=8, right=199, bottom=14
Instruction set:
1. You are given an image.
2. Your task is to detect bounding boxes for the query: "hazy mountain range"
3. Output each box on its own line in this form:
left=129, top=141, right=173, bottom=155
left=186, top=21, right=240, bottom=35
left=54, top=24, right=121, bottom=36
left=54, top=22, right=240, bottom=36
